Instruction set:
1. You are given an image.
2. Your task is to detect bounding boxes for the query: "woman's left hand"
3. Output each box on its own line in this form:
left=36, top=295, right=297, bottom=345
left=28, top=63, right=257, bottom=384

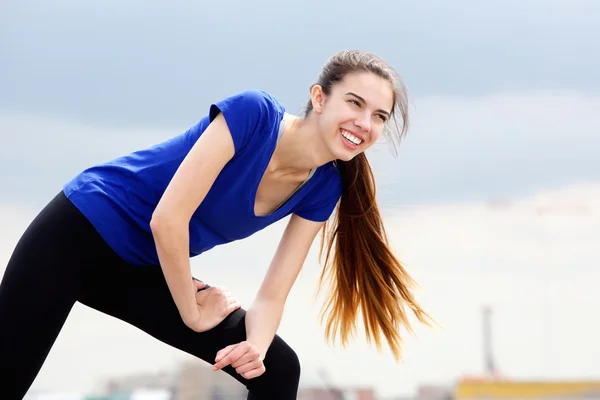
left=212, top=341, right=266, bottom=379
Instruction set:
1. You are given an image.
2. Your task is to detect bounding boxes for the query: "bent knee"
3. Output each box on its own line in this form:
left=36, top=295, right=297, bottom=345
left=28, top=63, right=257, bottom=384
left=264, top=336, right=301, bottom=382
left=243, top=336, right=301, bottom=398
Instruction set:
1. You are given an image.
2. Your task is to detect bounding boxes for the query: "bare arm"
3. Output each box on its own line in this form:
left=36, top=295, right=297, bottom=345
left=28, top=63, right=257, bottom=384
left=150, top=113, right=235, bottom=330
left=245, top=214, right=326, bottom=358
left=212, top=213, right=326, bottom=377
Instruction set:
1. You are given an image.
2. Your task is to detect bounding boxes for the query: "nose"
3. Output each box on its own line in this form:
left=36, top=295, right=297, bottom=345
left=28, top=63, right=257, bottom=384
left=354, top=113, right=371, bottom=133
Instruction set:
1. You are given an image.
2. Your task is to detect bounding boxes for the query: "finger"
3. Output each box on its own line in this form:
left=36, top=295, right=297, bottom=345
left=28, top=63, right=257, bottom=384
left=213, top=345, right=240, bottom=370
left=218, top=286, right=229, bottom=294
left=215, top=344, right=236, bottom=364
left=194, top=288, right=210, bottom=303
left=227, top=297, right=239, bottom=306
left=241, top=365, right=266, bottom=380
left=230, top=351, right=257, bottom=369
left=235, top=358, right=262, bottom=375
left=226, top=301, right=242, bottom=315
left=213, top=343, right=247, bottom=371
left=192, top=279, right=207, bottom=292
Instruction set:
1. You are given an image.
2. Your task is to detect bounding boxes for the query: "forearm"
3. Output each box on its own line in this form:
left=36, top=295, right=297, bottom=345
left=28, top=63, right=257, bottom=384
left=245, top=298, right=285, bottom=359
left=150, top=219, right=197, bottom=326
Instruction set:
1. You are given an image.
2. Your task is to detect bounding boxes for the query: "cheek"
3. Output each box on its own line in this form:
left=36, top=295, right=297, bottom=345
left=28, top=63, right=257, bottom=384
left=371, top=125, right=385, bottom=142
left=324, top=102, right=351, bottom=122
left=320, top=112, right=342, bottom=133
left=320, top=103, right=354, bottom=133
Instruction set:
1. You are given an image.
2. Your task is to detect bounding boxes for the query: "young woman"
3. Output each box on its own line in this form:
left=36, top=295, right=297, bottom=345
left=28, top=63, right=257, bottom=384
left=0, top=50, right=433, bottom=399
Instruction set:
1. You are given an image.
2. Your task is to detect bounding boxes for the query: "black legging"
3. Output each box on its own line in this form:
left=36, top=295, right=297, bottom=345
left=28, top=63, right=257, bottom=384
left=0, top=192, right=300, bottom=400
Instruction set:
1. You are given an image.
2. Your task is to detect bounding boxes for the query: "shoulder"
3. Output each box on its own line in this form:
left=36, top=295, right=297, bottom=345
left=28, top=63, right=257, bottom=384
left=318, top=161, right=342, bottom=183
left=318, top=161, right=343, bottom=199
left=293, top=162, right=342, bottom=222
left=208, top=89, right=285, bottom=153
left=209, top=89, right=284, bottom=123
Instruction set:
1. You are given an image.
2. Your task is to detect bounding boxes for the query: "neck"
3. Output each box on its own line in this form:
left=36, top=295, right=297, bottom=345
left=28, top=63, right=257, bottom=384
left=270, top=113, right=335, bottom=174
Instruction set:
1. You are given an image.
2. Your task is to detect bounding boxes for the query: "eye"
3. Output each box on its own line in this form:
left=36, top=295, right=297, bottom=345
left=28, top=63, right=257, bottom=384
left=348, top=99, right=361, bottom=107
left=376, top=114, right=388, bottom=122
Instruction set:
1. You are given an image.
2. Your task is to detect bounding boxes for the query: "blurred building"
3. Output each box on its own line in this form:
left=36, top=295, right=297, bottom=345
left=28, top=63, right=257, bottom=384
left=28, top=360, right=378, bottom=400
left=175, top=361, right=247, bottom=400
left=298, top=386, right=376, bottom=400
left=454, top=379, right=600, bottom=400
left=102, top=361, right=246, bottom=400
left=417, top=384, right=453, bottom=400
left=417, top=378, right=600, bottom=400
left=105, top=370, right=175, bottom=393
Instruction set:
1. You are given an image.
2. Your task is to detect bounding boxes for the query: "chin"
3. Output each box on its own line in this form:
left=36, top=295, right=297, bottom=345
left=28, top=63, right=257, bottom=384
left=332, top=147, right=360, bottom=163
left=337, top=153, right=358, bottom=162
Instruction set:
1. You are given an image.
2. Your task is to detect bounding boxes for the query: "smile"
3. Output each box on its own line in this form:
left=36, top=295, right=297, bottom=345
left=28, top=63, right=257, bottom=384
left=341, top=129, right=363, bottom=146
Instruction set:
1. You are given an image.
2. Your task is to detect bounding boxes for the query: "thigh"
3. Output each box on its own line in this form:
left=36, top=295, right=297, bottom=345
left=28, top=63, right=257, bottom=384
left=0, top=192, right=106, bottom=399
left=80, top=264, right=301, bottom=399
left=81, top=263, right=246, bottom=368
left=0, top=227, right=77, bottom=400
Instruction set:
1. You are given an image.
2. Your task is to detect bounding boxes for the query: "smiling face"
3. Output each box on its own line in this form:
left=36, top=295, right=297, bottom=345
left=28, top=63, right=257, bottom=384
left=310, top=71, right=395, bottom=162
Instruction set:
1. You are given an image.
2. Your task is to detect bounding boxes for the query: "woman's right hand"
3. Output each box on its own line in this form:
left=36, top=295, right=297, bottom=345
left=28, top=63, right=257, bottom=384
left=186, top=280, right=242, bottom=333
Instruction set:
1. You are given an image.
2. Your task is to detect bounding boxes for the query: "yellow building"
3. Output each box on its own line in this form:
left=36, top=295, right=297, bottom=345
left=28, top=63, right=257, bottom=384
left=455, top=379, right=600, bottom=400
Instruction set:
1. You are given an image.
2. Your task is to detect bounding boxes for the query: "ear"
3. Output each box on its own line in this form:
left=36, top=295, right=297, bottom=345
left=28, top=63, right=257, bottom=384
left=310, top=84, right=325, bottom=114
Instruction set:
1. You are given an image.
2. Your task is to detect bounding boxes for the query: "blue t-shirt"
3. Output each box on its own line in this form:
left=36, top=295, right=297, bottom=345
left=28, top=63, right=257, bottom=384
left=63, top=89, right=342, bottom=266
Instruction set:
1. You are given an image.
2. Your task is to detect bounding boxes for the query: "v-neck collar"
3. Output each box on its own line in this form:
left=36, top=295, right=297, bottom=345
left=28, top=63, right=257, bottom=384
left=250, top=112, right=317, bottom=218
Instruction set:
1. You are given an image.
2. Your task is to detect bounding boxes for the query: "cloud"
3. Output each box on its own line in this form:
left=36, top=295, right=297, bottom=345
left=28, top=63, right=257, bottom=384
left=368, top=91, right=600, bottom=204
left=0, top=112, right=174, bottom=206
left=1, top=0, right=599, bottom=126
left=2, top=90, right=598, bottom=206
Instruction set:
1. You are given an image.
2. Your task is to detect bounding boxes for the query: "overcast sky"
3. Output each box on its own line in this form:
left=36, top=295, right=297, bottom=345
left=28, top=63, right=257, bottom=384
left=2, top=0, right=600, bottom=206
left=1, top=0, right=600, bottom=398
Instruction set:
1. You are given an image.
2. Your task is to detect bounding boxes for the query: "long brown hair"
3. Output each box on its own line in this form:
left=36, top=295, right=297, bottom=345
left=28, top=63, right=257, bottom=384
left=305, top=50, right=435, bottom=361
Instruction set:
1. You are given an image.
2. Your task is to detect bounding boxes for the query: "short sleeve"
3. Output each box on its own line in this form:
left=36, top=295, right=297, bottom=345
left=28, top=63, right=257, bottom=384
left=208, top=89, right=275, bottom=154
left=294, top=166, right=343, bottom=222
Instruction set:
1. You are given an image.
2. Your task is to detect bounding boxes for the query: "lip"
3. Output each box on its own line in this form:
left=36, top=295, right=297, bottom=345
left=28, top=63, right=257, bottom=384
left=340, top=128, right=366, bottom=146
left=339, top=128, right=365, bottom=150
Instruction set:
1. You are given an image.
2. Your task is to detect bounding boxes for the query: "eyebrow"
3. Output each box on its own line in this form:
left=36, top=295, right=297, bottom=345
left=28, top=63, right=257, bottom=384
left=346, top=92, right=391, bottom=117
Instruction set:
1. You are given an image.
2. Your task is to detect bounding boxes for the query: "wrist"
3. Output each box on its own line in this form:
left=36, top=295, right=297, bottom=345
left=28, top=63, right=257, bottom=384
left=246, top=337, right=268, bottom=360
left=182, top=289, right=201, bottom=329
left=182, top=309, right=201, bottom=329
left=246, top=306, right=280, bottom=359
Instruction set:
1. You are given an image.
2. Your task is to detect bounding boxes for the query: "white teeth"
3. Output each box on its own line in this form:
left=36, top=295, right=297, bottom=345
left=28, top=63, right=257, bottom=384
left=341, top=129, right=362, bottom=145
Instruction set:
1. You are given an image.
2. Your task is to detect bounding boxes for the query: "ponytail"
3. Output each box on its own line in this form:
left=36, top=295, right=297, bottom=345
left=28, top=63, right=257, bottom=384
left=317, top=153, right=434, bottom=361
left=305, top=49, right=434, bottom=360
